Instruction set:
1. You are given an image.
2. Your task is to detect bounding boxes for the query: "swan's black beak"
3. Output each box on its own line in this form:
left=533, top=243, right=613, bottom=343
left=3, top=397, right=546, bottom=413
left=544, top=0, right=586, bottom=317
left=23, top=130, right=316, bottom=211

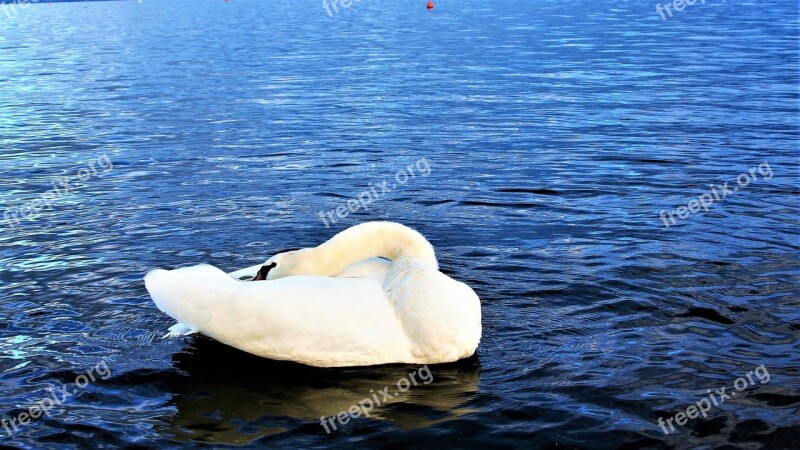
left=254, top=262, right=277, bottom=281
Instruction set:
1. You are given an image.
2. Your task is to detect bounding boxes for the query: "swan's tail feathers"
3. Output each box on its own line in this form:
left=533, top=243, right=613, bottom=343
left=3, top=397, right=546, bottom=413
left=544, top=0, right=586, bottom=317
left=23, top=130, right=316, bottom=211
left=162, top=322, right=198, bottom=339
left=145, top=264, right=235, bottom=336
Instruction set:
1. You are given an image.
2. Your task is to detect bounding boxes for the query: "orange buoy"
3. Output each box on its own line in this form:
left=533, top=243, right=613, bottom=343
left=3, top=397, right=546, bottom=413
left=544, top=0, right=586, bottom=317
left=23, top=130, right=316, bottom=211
left=427, top=1, right=434, bottom=9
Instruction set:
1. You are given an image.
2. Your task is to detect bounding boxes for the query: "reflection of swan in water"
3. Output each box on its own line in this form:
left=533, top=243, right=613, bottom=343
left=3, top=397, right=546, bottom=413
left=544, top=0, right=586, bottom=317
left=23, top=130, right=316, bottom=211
left=159, top=337, right=482, bottom=445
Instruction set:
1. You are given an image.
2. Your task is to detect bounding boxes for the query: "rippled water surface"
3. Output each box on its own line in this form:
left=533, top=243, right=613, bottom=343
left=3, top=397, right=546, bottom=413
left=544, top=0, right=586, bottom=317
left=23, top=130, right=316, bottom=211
left=1, top=0, right=799, bottom=448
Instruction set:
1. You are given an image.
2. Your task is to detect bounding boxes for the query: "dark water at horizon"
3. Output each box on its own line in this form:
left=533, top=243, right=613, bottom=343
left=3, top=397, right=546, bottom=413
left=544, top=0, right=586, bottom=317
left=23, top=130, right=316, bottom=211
left=0, top=0, right=799, bottom=448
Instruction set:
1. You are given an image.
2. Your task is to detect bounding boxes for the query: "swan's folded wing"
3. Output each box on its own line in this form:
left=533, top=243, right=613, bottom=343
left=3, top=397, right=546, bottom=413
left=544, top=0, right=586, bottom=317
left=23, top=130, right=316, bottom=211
left=206, top=275, right=413, bottom=366
left=145, top=264, right=414, bottom=367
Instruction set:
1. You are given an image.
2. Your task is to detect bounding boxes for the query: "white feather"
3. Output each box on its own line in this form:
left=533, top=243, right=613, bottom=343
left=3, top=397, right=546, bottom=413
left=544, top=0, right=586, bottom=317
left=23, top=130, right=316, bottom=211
left=162, top=322, right=199, bottom=339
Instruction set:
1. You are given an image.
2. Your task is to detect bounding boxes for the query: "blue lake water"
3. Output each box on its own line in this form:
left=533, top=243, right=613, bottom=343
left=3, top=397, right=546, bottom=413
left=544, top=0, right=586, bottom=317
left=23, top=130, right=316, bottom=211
left=0, top=0, right=798, bottom=448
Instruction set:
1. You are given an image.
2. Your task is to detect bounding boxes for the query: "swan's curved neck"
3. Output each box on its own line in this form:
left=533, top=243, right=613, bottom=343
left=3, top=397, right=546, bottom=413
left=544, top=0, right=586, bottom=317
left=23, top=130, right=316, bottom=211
left=314, top=222, right=438, bottom=275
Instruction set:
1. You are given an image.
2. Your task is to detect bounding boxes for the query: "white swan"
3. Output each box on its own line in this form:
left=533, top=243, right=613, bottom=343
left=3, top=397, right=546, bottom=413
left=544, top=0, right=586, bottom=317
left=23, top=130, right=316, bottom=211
left=144, top=222, right=482, bottom=367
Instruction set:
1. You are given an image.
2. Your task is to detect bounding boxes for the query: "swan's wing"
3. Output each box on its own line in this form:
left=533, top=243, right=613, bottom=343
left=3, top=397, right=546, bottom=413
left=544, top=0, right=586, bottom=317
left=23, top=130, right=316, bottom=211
left=145, top=264, right=413, bottom=367
left=162, top=322, right=199, bottom=339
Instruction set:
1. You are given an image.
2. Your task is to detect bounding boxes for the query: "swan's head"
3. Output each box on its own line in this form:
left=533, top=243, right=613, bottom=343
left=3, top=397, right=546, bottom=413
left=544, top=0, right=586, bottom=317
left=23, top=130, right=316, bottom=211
left=254, top=248, right=322, bottom=280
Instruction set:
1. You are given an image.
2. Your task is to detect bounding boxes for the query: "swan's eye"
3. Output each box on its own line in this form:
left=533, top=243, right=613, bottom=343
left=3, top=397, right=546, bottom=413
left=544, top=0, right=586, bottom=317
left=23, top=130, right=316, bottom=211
left=254, top=262, right=277, bottom=281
